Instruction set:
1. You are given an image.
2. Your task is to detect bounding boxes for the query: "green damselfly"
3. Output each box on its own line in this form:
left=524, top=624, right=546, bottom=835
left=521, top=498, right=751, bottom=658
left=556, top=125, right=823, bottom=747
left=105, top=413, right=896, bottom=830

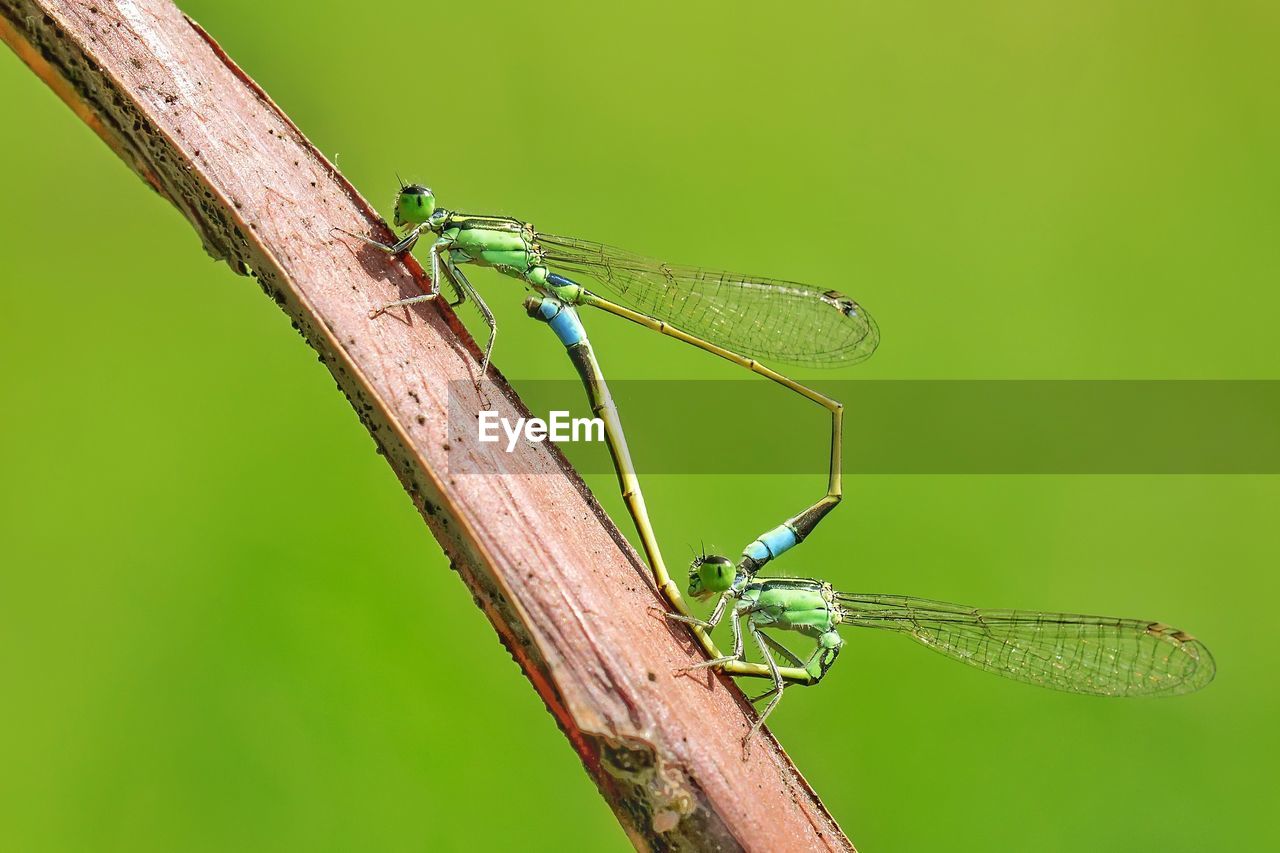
left=336, top=184, right=879, bottom=671
left=669, top=555, right=1216, bottom=757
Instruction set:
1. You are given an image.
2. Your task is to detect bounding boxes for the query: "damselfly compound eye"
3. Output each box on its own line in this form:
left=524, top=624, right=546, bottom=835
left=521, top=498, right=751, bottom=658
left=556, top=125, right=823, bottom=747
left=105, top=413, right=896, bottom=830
left=394, top=184, right=436, bottom=227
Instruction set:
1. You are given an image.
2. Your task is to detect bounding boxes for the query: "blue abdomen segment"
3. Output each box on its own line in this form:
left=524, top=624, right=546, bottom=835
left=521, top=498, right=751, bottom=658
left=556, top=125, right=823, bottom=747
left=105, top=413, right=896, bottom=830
left=743, top=524, right=799, bottom=564
left=531, top=296, right=587, bottom=348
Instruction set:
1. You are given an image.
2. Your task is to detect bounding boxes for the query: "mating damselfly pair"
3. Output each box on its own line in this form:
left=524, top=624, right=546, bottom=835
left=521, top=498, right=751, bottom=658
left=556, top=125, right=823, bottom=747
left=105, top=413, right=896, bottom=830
left=336, top=183, right=1215, bottom=756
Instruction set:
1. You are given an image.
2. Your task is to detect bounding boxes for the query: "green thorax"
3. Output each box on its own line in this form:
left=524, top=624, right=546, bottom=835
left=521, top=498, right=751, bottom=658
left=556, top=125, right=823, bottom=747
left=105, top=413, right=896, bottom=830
left=741, top=578, right=841, bottom=637
left=438, top=211, right=545, bottom=280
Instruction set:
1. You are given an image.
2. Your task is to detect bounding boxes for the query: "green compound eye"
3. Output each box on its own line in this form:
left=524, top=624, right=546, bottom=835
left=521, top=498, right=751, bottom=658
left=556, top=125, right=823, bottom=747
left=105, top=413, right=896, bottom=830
left=394, top=184, right=436, bottom=227
left=688, top=555, right=734, bottom=600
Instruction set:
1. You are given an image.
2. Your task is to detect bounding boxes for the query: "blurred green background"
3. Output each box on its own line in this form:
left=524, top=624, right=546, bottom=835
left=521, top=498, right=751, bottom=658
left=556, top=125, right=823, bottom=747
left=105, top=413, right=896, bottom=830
left=2, top=2, right=1276, bottom=850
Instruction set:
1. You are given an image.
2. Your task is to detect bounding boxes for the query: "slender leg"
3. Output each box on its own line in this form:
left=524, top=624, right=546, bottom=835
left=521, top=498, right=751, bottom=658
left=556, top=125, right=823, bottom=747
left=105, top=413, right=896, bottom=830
left=332, top=222, right=427, bottom=256
left=445, top=261, right=497, bottom=378
left=578, top=290, right=843, bottom=578
left=747, top=685, right=781, bottom=704
left=745, top=634, right=809, bottom=703
left=348, top=231, right=489, bottom=385
left=369, top=238, right=452, bottom=317
left=429, top=253, right=468, bottom=308
left=681, top=606, right=745, bottom=672
left=758, top=631, right=806, bottom=669
left=663, top=592, right=730, bottom=631
left=335, top=224, right=465, bottom=307
left=744, top=623, right=787, bottom=759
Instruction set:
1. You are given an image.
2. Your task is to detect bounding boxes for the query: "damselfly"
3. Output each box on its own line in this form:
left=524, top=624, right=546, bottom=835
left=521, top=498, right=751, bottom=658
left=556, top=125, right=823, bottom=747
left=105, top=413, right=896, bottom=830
left=667, top=554, right=1216, bottom=757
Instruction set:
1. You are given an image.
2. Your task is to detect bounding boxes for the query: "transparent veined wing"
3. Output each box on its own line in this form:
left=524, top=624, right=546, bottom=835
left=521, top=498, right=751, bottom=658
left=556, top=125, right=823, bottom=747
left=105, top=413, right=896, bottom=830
left=536, top=232, right=879, bottom=368
left=836, top=593, right=1215, bottom=696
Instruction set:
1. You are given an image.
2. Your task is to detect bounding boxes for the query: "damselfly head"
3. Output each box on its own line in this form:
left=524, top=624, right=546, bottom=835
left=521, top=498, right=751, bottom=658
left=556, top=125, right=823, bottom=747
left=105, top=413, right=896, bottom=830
left=688, top=554, right=735, bottom=600
left=394, top=184, right=436, bottom=228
